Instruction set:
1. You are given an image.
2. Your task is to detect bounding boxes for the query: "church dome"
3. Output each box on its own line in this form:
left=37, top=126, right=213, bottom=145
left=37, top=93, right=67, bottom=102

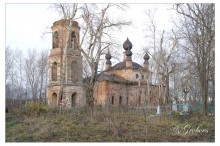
left=125, top=50, right=132, bottom=56
left=105, top=52, right=111, bottom=60
left=123, top=38, right=133, bottom=50
left=143, top=52, right=150, bottom=60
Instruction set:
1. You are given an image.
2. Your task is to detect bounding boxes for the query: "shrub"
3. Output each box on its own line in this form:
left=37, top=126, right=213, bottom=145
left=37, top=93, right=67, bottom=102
left=171, top=111, right=180, bottom=116
left=25, top=101, right=48, bottom=116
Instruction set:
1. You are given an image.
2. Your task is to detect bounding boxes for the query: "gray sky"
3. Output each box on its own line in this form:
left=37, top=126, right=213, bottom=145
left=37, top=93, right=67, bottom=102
left=5, top=3, right=175, bottom=65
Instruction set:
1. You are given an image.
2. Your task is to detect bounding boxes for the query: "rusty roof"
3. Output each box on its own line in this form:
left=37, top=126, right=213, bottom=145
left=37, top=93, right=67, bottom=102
left=96, top=73, right=132, bottom=83
left=106, top=61, right=143, bottom=71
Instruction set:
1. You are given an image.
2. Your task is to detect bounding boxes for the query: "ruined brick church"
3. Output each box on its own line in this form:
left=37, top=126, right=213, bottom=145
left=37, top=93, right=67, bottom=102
left=47, top=19, right=166, bottom=108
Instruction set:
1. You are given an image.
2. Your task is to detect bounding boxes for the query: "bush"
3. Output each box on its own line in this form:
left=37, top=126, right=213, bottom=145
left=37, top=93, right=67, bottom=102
left=171, top=111, right=180, bottom=116
left=25, top=101, right=48, bottom=116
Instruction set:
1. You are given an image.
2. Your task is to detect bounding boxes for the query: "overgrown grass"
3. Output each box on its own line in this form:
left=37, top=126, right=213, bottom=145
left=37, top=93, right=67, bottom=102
left=5, top=106, right=215, bottom=142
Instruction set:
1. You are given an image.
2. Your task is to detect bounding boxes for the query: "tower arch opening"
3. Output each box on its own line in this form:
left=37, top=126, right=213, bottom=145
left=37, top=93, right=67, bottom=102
left=53, top=31, right=59, bottom=48
left=71, top=61, right=78, bottom=82
left=52, top=62, right=57, bottom=81
left=52, top=93, right=58, bottom=106
left=71, top=92, right=77, bottom=107
left=70, top=31, right=76, bottom=49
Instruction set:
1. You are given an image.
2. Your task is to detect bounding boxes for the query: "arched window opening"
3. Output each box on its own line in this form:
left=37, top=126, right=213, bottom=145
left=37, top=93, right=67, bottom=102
left=52, top=93, right=57, bottom=106
left=52, top=62, right=57, bottom=81
left=138, top=96, right=141, bottom=105
left=53, top=31, right=59, bottom=48
left=136, top=74, right=139, bottom=79
left=119, top=96, right=122, bottom=106
left=59, top=91, right=63, bottom=101
left=111, top=96, right=114, bottom=105
left=139, top=90, right=142, bottom=94
left=58, top=91, right=64, bottom=105
left=70, top=31, right=76, bottom=49
left=71, top=61, right=78, bottom=81
left=71, top=92, right=76, bottom=107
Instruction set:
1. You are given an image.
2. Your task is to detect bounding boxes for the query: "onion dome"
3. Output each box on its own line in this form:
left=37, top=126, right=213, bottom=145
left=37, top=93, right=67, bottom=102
left=143, top=52, right=150, bottom=60
left=105, top=52, right=111, bottom=60
left=105, top=50, right=112, bottom=64
left=106, top=60, right=111, bottom=64
left=144, top=52, right=150, bottom=64
left=125, top=50, right=132, bottom=56
left=123, top=38, right=133, bottom=50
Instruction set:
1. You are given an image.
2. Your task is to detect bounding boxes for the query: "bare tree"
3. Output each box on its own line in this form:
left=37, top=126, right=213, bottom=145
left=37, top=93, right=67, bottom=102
left=6, top=47, right=49, bottom=108
left=5, top=46, right=16, bottom=85
left=143, top=8, right=179, bottom=105
left=5, top=47, right=27, bottom=109
left=5, top=46, right=17, bottom=110
left=24, top=49, right=40, bottom=99
left=52, top=3, right=130, bottom=107
left=174, top=3, right=215, bottom=115
left=38, top=50, right=49, bottom=101
left=79, top=4, right=130, bottom=107
left=14, top=49, right=26, bottom=106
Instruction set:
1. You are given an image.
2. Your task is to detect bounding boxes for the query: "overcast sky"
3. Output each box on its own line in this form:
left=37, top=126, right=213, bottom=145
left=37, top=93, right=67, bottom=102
left=5, top=3, right=177, bottom=64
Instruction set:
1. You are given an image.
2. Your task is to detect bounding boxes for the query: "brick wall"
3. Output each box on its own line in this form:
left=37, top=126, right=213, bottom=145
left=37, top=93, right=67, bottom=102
left=93, top=79, right=166, bottom=107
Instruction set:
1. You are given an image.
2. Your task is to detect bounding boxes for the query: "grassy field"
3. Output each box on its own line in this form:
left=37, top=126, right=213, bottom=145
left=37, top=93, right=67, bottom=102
left=5, top=105, right=215, bottom=142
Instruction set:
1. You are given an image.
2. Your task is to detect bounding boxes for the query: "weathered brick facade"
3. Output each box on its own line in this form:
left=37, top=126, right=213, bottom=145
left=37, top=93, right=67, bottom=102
left=93, top=70, right=166, bottom=107
left=93, top=38, right=166, bottom=107
left=47, top=19, right=85, bottom=107
left=47, top=20, right=165, bottom=108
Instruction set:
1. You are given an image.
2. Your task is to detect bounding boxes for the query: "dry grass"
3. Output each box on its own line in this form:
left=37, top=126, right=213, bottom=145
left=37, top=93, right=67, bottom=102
left=5, top=107, right=215, bottom=142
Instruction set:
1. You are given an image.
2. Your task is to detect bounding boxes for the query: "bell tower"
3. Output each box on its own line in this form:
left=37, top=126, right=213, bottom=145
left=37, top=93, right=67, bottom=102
left=47, top=19, right=85, bottom=107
